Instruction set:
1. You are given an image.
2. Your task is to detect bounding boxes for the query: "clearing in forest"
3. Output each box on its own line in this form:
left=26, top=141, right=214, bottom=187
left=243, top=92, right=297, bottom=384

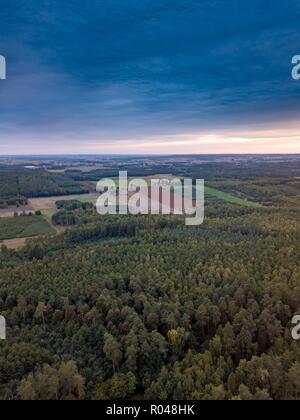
left=205, top=186, right=262, bottom=207
left=0, top=214, right=55, bottom=240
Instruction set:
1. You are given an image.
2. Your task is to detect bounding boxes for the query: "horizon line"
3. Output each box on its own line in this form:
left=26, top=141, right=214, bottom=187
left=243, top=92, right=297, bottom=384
left=1, top=152, right=300, bottom=157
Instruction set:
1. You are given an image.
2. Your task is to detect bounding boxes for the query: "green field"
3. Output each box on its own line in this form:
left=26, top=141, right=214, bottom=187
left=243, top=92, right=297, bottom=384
left=0, top=215, right=55, bottom=240
left=205, top=186, right=262, bottom=207
left=72, top=193, right=98, bottom=204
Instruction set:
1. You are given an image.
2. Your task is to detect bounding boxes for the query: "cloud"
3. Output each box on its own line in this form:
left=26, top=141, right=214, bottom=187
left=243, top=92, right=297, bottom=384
left=0, top=0, right=300, bottom=153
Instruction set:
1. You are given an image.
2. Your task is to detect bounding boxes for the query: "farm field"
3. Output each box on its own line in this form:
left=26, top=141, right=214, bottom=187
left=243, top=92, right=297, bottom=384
left=47, top=169, right=65, bottom=173
left=0, top=192, right=98, bottom=246
left=1, top=237, right=28, bottom=249
left=86, top=174, right=179, bottom=185
left=0, top=205, right=34, bottom=218
left=204, top=186, right=262, bottom=207
left=89, top=176, right=261, bottom=208
left=28, top=193, right=99, bottom=212
left=67, top=165, right=105, bottom=172
left=0, top=214, right=55, bottom=240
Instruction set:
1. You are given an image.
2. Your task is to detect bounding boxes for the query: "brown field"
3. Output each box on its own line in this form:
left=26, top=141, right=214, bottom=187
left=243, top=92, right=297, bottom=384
left=127, top=186, right=196, bottom=213
left=1, top=237, right=29, bottom=249
left=0, top=205, right=34, bottom=218
left=80, top=182, right=97, bottom=192
left=28, top=193, right=98, bottom=210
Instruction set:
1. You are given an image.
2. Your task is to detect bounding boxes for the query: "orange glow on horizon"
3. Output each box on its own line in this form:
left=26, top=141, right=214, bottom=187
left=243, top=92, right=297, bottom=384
left=1, top=123, right=300, bottom=155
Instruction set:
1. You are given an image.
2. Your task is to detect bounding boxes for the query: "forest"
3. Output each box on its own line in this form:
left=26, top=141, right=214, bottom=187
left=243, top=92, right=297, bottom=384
left=65, top=158, right=300, bottom=183
left=0, top=170, right=88, bottom=208
left=0, top=169, right=299, bottom=399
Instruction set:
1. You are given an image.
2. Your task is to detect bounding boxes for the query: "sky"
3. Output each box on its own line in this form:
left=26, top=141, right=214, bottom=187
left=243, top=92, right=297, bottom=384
left=0, top=0, right=300, bottom=154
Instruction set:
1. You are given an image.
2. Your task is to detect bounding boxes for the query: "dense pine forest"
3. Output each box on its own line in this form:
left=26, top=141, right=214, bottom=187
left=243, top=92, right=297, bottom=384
left=0, top=169, right=299, bottom=399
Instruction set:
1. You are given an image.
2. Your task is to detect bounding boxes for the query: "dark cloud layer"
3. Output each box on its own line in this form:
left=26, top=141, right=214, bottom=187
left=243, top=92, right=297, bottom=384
left=0, top=0, right=300, bottom=152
